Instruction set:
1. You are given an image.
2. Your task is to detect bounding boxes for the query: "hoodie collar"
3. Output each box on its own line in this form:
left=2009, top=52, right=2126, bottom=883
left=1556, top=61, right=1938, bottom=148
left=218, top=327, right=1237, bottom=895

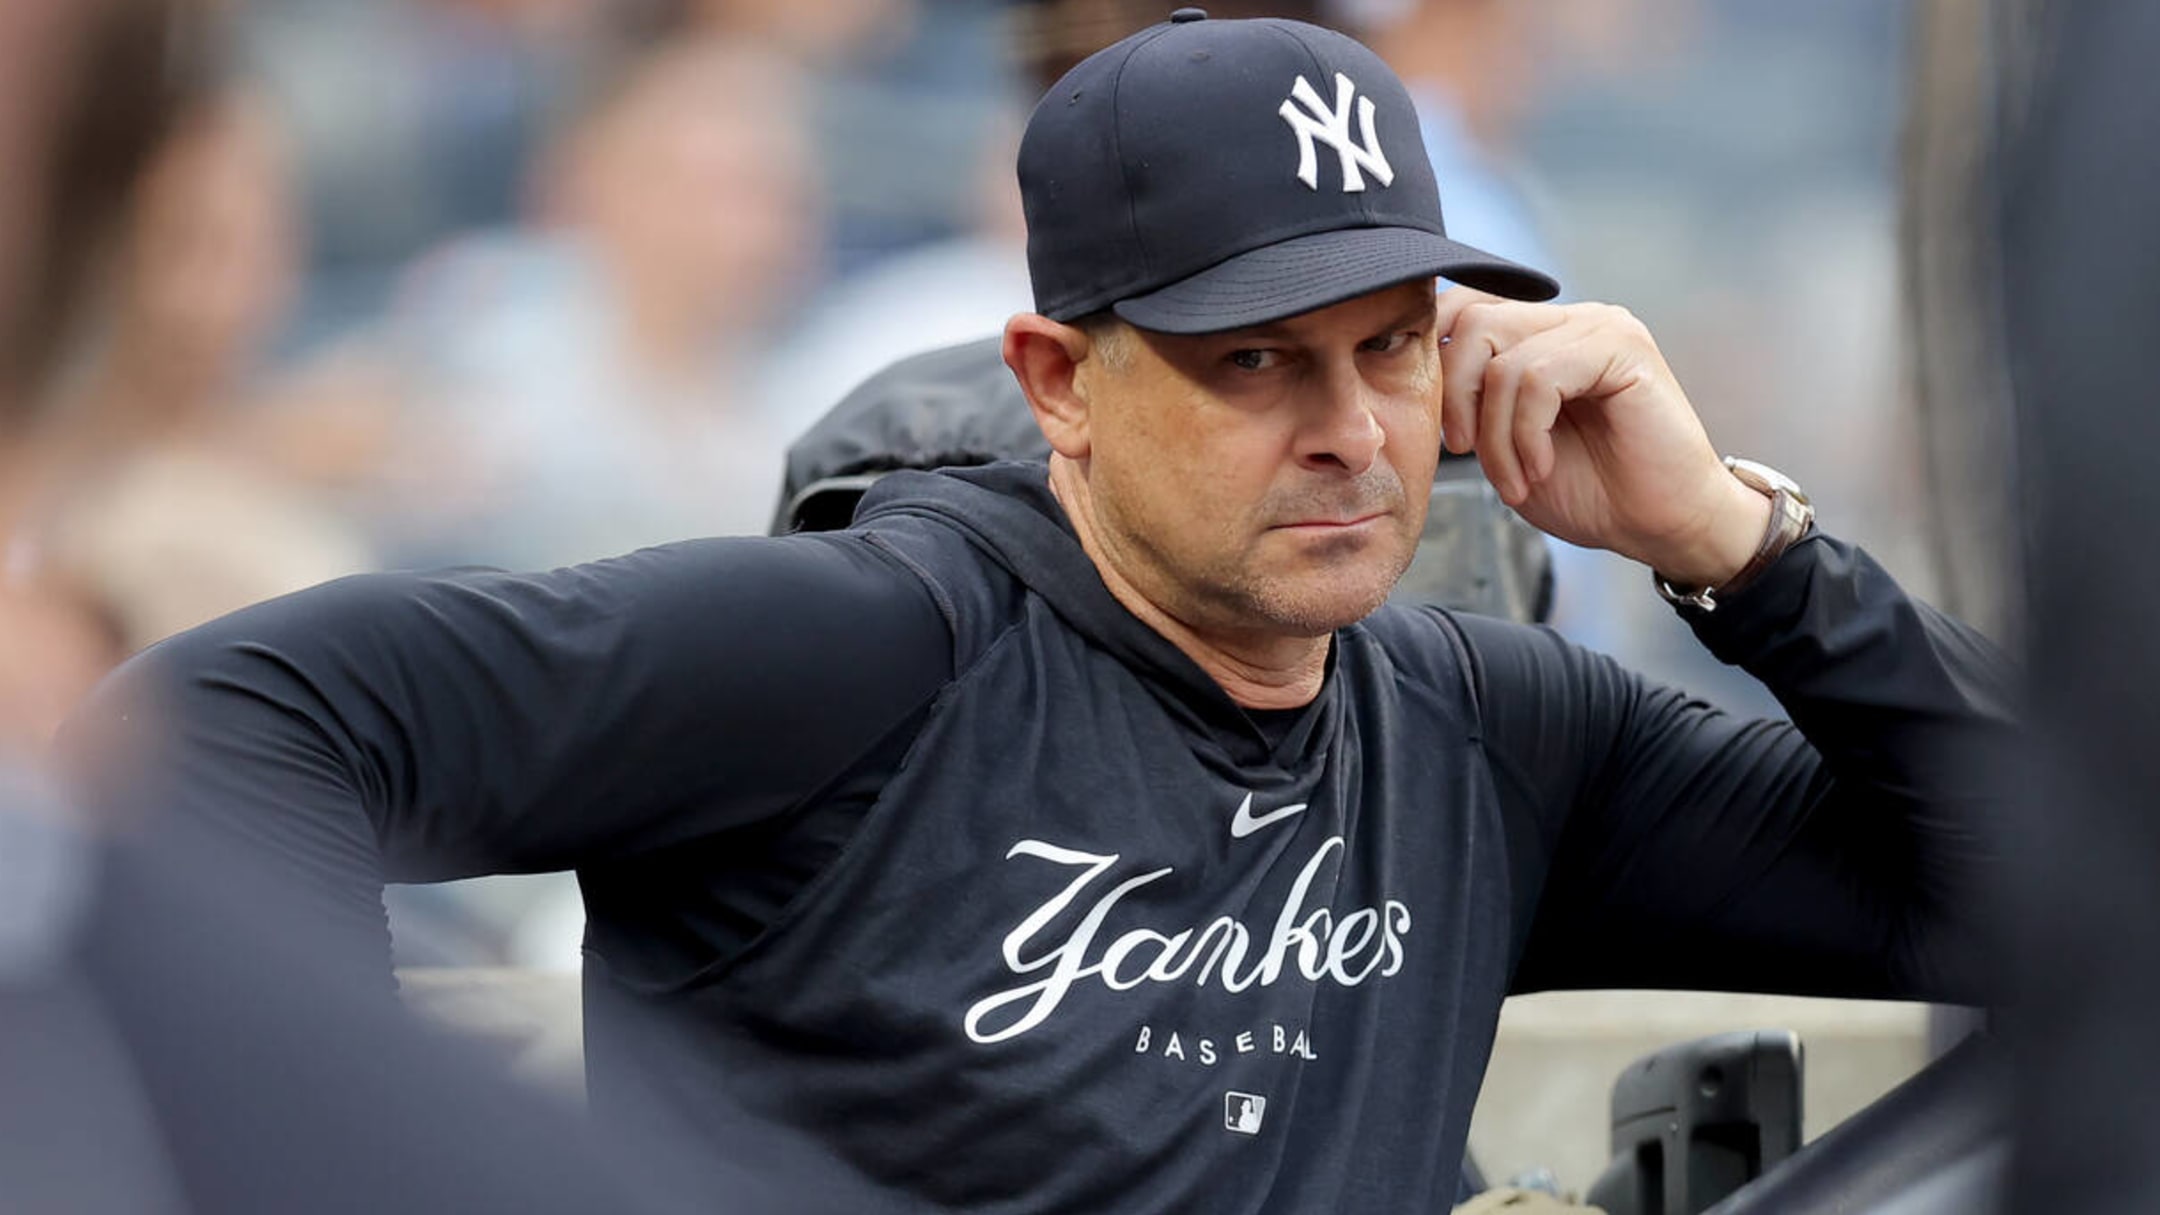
left=855, top=461, right=1339, bottom=771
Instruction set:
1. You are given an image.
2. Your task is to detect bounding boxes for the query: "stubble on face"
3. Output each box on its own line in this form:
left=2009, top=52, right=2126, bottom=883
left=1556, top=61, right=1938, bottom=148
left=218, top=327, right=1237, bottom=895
left=1115, top=462, right=1419, bottom=638
left=1074, top=298, right=1438, bottom=643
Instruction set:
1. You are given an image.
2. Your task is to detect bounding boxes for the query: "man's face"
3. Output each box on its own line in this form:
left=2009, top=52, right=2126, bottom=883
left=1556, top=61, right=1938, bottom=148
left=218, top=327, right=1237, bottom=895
left=1074, top=279, right=1443, bottom=641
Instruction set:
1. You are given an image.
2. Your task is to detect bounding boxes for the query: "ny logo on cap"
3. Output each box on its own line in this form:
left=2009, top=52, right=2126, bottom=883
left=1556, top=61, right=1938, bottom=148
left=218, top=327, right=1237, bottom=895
left=1278, top=72, right=1395, bottom=193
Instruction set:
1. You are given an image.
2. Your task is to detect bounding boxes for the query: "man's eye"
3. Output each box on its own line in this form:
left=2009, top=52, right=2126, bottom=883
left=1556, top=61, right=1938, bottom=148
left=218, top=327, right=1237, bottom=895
left=1228, top=349, right=1281, bottom=372
left=1363, top=330, right=1417, bottom=354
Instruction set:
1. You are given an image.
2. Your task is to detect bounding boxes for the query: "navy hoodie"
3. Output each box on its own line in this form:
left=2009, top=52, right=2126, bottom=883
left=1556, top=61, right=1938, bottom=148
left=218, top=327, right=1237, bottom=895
left=65, top=461, right=2011, bottom=1213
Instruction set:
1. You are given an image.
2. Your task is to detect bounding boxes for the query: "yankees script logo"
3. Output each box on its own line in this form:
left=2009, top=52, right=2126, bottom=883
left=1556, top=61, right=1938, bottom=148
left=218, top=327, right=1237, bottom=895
left=963, top=835, right=1413, bottom=1045
left=1279, top=72, right=1394, bottom=193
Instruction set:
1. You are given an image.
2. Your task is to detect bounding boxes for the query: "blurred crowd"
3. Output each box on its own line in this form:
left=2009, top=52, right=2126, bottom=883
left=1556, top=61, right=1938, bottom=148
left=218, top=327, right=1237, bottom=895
left=0, top=0, right=1923, bottom=969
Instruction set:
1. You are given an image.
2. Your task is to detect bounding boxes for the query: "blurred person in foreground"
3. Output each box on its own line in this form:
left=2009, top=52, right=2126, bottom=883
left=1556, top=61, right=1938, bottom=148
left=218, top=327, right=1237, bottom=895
left=340, top=33, right=822, bottom=570
left=2003, top=2, right=2160, bottom=1210
left=67, top=11, right=2013, bottom=1212
left=0, top=3, right=851, bottom=1212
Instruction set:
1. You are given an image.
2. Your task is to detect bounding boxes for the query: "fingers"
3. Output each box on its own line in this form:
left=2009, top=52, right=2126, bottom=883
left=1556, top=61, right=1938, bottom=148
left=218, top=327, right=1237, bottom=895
left=1435, top=288, right=1564, bottom=460
left=1435, top=287, right=1502, bottom=454
left=1432, top=284, right=1504, bottom=340
left=1435, top=288, right=1499, bottom=454
left=1444, top=301, right=1642, bottom=505
left=1475, top=321, right=1589, bottom=503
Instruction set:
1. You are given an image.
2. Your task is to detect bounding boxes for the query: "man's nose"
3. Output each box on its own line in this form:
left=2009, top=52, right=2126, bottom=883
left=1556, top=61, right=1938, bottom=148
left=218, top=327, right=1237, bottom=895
left=1295, top=364, right=1386, bottom=475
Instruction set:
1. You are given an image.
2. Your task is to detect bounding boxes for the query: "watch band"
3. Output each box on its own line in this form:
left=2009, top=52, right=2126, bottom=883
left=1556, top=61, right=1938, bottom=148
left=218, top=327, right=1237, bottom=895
left=1653, top=457, right=1815, bottom=612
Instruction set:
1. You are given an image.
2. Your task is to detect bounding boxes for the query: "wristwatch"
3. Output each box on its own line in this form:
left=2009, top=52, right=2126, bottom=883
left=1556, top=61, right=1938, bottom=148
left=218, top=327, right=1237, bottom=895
left=1653, top=456, right=1814, bottom=612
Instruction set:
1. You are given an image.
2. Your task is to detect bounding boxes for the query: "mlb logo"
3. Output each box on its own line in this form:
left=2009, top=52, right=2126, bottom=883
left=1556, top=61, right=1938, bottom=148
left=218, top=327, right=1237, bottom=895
left=1224, top=1091, right=1267, bottom=1136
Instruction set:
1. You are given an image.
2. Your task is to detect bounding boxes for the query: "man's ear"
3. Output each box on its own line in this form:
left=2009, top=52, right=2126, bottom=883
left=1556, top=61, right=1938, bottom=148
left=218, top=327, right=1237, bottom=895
left=1003, top=313, right=1097, bottom=459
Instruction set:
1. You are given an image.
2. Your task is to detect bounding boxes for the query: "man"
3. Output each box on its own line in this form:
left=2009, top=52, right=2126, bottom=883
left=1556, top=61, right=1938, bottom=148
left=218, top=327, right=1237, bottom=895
left=69, top=11, right=2009, bottom=1213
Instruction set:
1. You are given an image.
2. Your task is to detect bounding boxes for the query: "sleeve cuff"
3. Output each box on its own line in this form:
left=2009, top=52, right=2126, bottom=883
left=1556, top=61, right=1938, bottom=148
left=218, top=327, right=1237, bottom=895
left=1674, top=529, right=1847, bottom=668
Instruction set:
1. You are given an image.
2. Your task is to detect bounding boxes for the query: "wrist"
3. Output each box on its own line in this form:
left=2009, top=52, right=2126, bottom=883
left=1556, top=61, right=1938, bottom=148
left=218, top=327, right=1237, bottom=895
left=1651, top=457, right=1815, bottom=612
left=1651, top=472, right=1775, bottom=590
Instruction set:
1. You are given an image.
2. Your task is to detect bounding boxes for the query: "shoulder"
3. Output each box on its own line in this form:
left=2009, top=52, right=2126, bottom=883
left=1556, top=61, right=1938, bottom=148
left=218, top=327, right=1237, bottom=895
left=1354, top=603, right=1615, bottom=714
left=1354, top=601, right=1467, bottom=670
left=847, top=506, right=1029, bottom=667
left=1343, top=604, right=1485, bottom=726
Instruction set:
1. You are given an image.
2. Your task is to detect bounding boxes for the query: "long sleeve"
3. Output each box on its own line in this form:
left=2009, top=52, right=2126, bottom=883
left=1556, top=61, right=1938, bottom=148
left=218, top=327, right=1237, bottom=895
left=1454, top=533, right=2013, bottom=1002
left=57, top=532, right=955, bottom=972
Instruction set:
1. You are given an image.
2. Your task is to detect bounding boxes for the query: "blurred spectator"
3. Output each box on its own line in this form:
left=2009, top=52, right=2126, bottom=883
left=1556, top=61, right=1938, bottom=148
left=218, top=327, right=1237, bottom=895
left=1334, top=0, right=1658, bottom=660
left=687, top=0, right=915, bottom=64
left=28, top=91, right=373, bottom=653
left=1350, top=0, right=1559, bottom=276
left=239, top=0, right=592, bottom=340
left=763, top=0, right=1332, bottom=433
left=1491, top=0, right=1906, bottom=719
left=10, top=75, right=346, bottom=751
left=756, top=108, right=1032, bottom=426
left=0, top=0, right=187, bottom=759
left=340, top=35, right=823, bottom=571
left=287, top=34, right=830, bottom=967
left=244, top=0, right=961, bottom=336
left=0, top=10, right=866, bottom=1208
left=0, top=6, right=674, bottom=1211
left=86, top=93, right=299, bottom=434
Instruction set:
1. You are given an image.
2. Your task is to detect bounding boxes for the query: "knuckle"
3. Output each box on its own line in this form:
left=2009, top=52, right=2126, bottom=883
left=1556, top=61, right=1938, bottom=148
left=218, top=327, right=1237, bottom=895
left=1602, top=303, right=1648, bottom=337
left=1481, top=354, right=1517, bottom=391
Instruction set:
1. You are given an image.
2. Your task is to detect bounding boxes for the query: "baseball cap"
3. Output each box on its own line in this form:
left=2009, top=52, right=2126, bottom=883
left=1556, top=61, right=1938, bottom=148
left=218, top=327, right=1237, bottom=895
left=1018, top=7, right=1560, bottom=335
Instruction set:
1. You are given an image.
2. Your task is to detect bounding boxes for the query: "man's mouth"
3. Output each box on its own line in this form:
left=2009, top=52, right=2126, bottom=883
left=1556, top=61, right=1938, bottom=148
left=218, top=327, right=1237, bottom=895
left=1271, top=511, right=1388, bottom=531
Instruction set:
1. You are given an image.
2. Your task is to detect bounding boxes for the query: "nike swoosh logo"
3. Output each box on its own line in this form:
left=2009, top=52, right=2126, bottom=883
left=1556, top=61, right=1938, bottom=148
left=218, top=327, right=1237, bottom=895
left=1229, top=792, right=1309, bottom=839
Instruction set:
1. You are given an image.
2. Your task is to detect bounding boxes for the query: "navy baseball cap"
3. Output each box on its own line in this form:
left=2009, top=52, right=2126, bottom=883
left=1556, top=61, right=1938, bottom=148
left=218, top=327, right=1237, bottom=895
left=1019, top=7, right=1560, bottom=335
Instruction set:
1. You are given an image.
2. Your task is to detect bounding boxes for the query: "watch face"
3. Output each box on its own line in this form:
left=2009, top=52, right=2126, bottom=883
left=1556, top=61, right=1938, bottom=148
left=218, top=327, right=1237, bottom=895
left=1724, top=456, right=1811, bottom=505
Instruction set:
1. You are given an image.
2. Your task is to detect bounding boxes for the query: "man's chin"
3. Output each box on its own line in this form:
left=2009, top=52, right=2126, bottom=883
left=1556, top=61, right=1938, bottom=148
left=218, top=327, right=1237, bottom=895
left=1243, top=571, right=1402, bottom=636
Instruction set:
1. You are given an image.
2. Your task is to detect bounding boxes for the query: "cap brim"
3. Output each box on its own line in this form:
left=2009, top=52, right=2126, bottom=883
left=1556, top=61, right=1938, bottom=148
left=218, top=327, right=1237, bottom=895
left=1110, top=226, right=1559, bottom=336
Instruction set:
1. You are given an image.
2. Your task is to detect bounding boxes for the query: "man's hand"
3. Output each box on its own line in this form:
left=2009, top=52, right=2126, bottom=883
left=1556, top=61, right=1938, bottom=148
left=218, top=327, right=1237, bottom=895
left=1434, top=286, right=1772, bottom=589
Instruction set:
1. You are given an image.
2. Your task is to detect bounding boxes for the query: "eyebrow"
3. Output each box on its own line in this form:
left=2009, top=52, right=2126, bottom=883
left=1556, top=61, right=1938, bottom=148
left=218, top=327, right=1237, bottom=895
left=1216, top=318, right=1300, bottom=343
left=1378, top=296, right=1439, bottom=332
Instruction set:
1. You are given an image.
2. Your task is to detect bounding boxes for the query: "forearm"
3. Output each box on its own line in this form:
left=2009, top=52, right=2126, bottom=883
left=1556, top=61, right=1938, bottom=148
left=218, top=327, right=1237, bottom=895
left=1487, top=534, right=2014, bottom=1000
left=1688, top=532, right=2016, bottom=826
left=56, top=576, right=433, bottom=974
left=54, top=534, right=960, bottom=977
left=1680, top=532, right=2014, bottom=998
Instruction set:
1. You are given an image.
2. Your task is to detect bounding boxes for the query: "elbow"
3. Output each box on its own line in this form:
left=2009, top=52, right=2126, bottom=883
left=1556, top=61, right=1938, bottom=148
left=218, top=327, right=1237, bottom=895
left=50, top=574, right=391, bottom=829
left=52, top=622, right=228, bottom=830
